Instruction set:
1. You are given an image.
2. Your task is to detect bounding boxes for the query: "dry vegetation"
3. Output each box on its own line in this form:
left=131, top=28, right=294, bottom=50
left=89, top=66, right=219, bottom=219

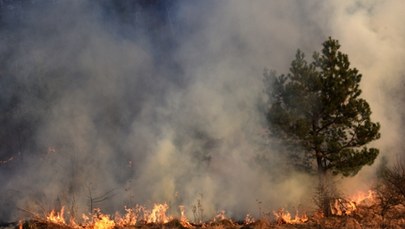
left=8, top=202, right=405, bottom=229
left=4, top=158, right=405, bottom=229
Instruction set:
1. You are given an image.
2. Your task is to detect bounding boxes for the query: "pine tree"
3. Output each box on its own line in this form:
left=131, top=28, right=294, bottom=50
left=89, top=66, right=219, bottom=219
left=265, top=37, right=380, bottom=215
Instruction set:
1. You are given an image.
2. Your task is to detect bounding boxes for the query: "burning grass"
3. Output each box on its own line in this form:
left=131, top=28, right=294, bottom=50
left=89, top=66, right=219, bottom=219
left=9, top=190, right=405, bottom=229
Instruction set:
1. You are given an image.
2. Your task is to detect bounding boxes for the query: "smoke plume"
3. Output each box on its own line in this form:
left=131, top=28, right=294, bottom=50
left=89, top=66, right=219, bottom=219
left=0, top=0, right=404, bottom=222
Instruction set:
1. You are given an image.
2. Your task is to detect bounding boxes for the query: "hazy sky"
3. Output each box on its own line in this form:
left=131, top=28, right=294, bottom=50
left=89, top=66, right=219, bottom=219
left=0, top=0, right=404, bottom=222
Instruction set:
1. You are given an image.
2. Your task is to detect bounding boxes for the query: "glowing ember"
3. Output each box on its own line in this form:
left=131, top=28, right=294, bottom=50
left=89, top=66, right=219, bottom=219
left=273, top=209, right=308, bottom=224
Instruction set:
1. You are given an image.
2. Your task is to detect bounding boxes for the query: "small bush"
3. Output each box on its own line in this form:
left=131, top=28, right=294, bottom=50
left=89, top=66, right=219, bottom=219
left=375, top=156, right=405, bottom=217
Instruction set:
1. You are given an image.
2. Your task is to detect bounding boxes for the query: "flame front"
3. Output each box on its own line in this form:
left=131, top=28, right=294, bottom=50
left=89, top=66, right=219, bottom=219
left=43, top=203, right=177, bottom=228
left=43, top=203, right=313, bottom=228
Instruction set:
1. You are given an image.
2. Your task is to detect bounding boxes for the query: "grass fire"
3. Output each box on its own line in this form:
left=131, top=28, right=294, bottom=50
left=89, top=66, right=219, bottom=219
left=8, top=188, right=405, bottom=228
left=1, top=1, right=405, bottom=229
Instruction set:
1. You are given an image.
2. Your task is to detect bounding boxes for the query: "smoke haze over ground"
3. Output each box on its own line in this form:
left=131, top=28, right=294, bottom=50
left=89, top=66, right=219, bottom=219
left=0, top=0, right=404, bottom=222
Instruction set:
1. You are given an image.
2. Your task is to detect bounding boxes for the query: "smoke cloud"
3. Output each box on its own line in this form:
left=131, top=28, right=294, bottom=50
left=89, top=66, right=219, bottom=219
left=0, top=0, right=404, bottom=222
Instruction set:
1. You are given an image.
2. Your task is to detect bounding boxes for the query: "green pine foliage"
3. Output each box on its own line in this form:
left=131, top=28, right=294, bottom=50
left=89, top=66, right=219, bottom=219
left=265, top=37, right=380, bottom=177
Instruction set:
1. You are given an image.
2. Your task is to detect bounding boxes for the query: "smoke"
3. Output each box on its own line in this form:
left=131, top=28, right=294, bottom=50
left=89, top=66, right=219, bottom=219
left=0, top=0, right=404, bottom=222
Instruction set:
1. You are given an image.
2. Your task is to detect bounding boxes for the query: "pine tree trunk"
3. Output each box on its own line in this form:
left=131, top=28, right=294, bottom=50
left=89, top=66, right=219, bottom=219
left=317, top=155, right=332, bottom=216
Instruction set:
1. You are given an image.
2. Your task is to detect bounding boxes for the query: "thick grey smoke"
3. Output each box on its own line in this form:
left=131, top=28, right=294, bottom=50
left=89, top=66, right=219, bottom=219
left=0, top=0, right=404, bottom=222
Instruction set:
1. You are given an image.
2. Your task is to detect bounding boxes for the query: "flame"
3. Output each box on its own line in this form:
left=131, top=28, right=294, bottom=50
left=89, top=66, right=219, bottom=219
left=92, top=210, right=115, bottom=229
left=327, top=190, right=377, bottom=216
left=46, top=206, right=66, bottom=225
left=81, top=209, right=116, bottom=229
left=42, top=202, right=315, bottom=227
left=179, top=205, right=187, bottom=222
left=349, top=190, right=376, bottom=205
left=115, top=206, right=138, bottom=227
left=179, top=205, right=193, bottom=228
left=273, top=209, right=308, bottom=224
left=330, top=198, right=357, bottom=216
left=146, top=203, right=171, bottom=224
left=69, top=217, right=80, bottom=228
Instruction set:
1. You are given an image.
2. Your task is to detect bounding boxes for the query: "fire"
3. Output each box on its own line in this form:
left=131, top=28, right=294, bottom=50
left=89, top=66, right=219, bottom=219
left=330, top=198, right=357, bottom=216
left=43, top=204, right=172, bottom=228
left=328, top=190, right=378, bottom=216
left=146, top=203, right=171, bottom=224
left=46, top=206, right=66, bottom=225
left=45, top=207, right=117, bottom=229
left=42, top=202, right=314, bottom=227
left=91, top=209, right=115, bottom=229
left=115, top=206, right=138, bottom=226
left=179, top=205, right=193, bottom=227
left=179, top=205, right=187, bottom=222
left=349, top=190, right=377, bottom=205
left=273, top=209, right=308, bottom=224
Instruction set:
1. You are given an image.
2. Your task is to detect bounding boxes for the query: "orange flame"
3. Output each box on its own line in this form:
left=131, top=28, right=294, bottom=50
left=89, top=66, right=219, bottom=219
left=115, top=206, right=138, bottom=227
left=46, top=207, right=66, bottom=225
left=330, top=198, right=357, bottom=216
left=92, top=212, right=115, bottom=229
left=273, top=209, right=308, bottom=224
left=43, top=202, right=314, bottom=228
left=179, top=205, right=193, bottom=228
left=349, top=190, right=376, bottom=205
left=146, top=203, right=171, bottom=224
left=328, top=190, right=377, bottom=216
